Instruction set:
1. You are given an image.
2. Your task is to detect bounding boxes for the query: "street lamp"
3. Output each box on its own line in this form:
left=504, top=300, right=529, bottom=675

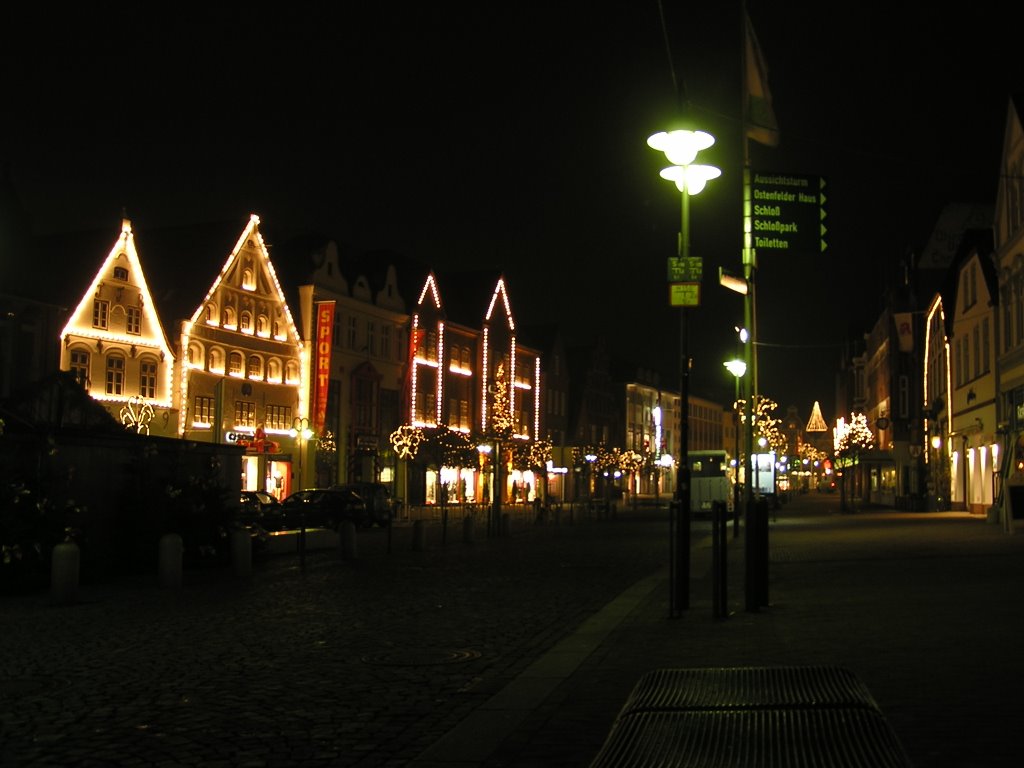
left=648, top=127, right=720, bottom=617
left=290, top=417, right=313, bottom=493
left=723, top=358, right=746, bottom=537
left=290, top=416, right=314, bottom=569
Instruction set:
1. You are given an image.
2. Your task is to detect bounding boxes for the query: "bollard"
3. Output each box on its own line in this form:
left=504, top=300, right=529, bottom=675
left=412, top=519, right=426, bottom=551
left=50, top=541, right=81, bottom=605
left=500, top=512, right=511, bottom=537
left=230, top=529, right=252, bottom=577
left=339, top=520, right=358, bottom=560
left=463, top=514, right=475, bottom=543
left=159, top=533, right=183, bottom=589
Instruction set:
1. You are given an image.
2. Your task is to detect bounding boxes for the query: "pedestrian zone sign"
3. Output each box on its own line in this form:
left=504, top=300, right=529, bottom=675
left=670, top=282, right=700, bottom=307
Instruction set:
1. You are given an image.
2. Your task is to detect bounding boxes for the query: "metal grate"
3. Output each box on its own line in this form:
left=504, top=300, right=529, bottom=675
left=590, top=709, right=914, bottom=768
left=617, top=666, right=880, bottom=715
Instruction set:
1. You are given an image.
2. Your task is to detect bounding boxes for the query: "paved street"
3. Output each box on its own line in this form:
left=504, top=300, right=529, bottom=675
left=1, top=506, right=667, bottom=767
left=3, top=494, right=1024, bottom=767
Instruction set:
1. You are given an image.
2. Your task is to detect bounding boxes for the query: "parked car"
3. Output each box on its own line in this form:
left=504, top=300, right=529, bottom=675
left=279, top=487, right=372, bottom=530
left=330, top=482, right=400, bottom=527
left=239, top=490, right=285, bottom=532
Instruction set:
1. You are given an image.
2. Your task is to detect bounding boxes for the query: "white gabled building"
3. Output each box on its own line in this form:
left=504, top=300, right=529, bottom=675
left=59, top=217, right=177, bottom=436
left=176, top=214, right=306, bottom=498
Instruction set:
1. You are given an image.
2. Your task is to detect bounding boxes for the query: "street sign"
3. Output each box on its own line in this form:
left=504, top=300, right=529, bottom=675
left=668, top=256, right=703, bottom=281
left=669, top=282, right=701, bottom=307
left=750, top=172, right=828, bottom=253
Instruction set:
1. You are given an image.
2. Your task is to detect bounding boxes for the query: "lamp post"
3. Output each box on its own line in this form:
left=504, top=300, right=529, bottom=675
left=290, top=417, right=313, bottom=492
left=290, top=416, right=314, bottom=569
left=648, top=128, right=720, bottom=617
left=723, top=358, right=746, bottom=538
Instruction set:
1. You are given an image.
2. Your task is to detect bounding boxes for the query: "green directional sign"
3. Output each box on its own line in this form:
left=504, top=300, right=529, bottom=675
left=667, top=256, right=703, bottom=281
left=750, top=172, right=828, bottom=253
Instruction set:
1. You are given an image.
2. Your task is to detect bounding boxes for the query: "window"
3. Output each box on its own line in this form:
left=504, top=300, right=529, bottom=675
left=247, top=355, right=262, bottom=379
left=265, top=404, right=291, bottom=431
left=256, top=315, right=268, bottom=336
left=982, top=318, right=991, bottom=374
left=973, top=325, right=981, bottom=379
left=367, top=321, right=376, bottom=356
left=229, top=352, right=243, bottom=376
left=140, top=358, right=157, bottom=398
left=234, top=400, right=256, bottom=428
left=347, top=316, right=357, bottom=349
left=285, top=360, right=299, bottom=382
left=208, top=347, right=224, bottom=373
left=240, top=311, right=252, bottom=333
left=93, top=300, right=109, bottom=329
left=382, top=325, right=392, bottom=359
left=354, top=375, right=375, bottom=429
left=194, top=396, right=214, bottom=424
left=223, top=306, right=236, bottom=328
left=70, top=349, right=89, bottom=388
left=105, top=354, right=124, bottom=395
left=205, top=303, right=217, bottom=324
left=126, top=306, right=141, bottom=335
left=113, top=266, right=128, bottom=281
left=268, top=358, right=282, bottom=381
left=333, top=312, right=342, bottom=348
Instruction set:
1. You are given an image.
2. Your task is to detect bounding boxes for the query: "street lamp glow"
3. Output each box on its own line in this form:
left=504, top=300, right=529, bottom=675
left=647, top=129, right=715, bottom=165
left=658, top=163, right=722, bottom=195
left=724, top=359, right=747, bottom=378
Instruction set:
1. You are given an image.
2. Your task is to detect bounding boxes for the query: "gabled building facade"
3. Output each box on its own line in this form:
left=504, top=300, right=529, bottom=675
left=406, top=271, right=543, bottom=507
left=948, top=231, right=998, bottom=515
left=59, top=218, right=177, bottom=436
left=176, top=214, right=305, bottom=498
left=298, top=242, right=412, bottom=490
left=994, top=94, right=1024, bottom=527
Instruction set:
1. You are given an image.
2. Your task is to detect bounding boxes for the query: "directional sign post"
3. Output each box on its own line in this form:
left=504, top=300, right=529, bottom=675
left=668, top=256, right=702, bottom=307
left=750, top=172, right=828, bottom=253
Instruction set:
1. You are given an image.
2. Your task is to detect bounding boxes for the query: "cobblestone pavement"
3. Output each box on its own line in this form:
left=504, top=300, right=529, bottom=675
left=1, top=508, right=673, bottom=767
left=5, top=496, right=1024, bottom=768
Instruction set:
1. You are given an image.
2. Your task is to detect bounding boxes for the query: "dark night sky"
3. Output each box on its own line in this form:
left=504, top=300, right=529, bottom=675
left=4, top=2, right=1024, bottom=425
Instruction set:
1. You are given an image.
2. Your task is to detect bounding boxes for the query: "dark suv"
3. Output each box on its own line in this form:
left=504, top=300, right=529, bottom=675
left=331, top=482, right=399, bottom=527
left=279, top=487, right=372, bottom=530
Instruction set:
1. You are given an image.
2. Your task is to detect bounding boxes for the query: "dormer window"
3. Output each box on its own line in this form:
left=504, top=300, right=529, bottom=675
left=242, top=267, right=256, bottom=290
left=113, top=266, right=129, bottom=281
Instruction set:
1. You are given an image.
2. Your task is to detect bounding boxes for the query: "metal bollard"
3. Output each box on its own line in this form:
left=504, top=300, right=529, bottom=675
left=230, top=529, right=252, bottom=577
left=50, top=541, right=81, bottom=605
left=159, top=533, right=183, bottom=589
left=339, top=520, right=358, bottom=560
left=412, top=519, right=426, bottom=551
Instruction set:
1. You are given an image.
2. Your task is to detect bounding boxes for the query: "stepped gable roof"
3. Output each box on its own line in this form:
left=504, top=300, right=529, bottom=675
left=359, top=248, right=432, bottom=311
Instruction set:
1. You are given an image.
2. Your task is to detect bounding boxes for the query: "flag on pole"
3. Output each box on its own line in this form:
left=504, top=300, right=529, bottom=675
left=744, top=9, right=779, bottom=147
left=894, top=312, right=914, bottom=352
